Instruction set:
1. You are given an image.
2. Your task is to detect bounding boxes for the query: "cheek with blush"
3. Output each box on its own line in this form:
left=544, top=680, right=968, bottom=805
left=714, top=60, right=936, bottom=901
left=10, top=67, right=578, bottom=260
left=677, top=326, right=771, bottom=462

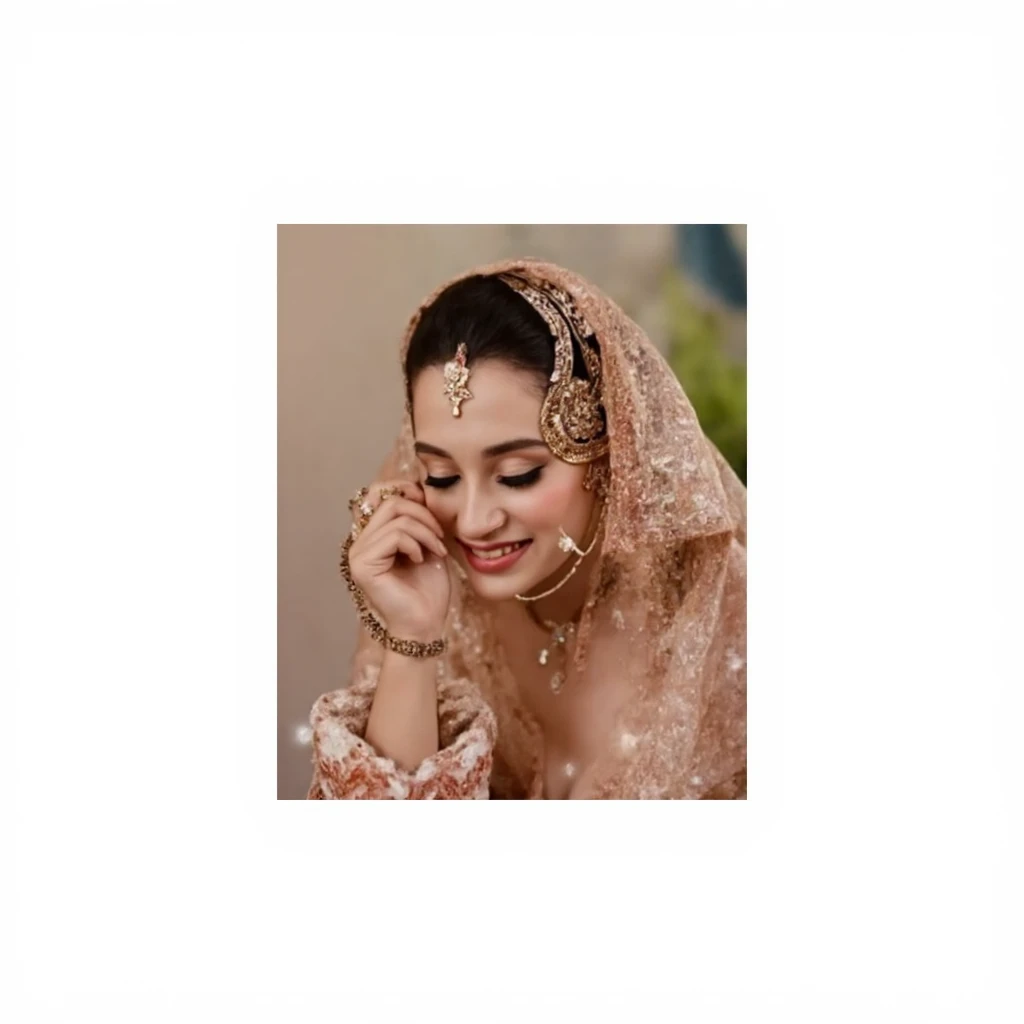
left=520, top=472, right=582, bottom=537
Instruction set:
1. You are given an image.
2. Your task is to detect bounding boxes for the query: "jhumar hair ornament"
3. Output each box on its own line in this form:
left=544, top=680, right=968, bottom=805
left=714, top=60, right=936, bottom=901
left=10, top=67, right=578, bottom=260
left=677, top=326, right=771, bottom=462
left=497, top=272, right=609, bottom=464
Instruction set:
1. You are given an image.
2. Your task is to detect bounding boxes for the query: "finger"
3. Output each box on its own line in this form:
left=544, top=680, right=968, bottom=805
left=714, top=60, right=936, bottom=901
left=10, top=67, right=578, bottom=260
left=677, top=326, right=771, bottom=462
left=379, top=518, right=448, bottom=559
left=359, top=519, right=443, bottom=569
left=355, top=526, right=421, bottom=569
left=359, top=497, right=445, bottom=542
left=368, top=479, right=425, bottom=506
left=395, top=480, right=426, bottom=503
left=350, top=480, right=418, bottom=521
left=392, top=530, right=425, bottom=564
left=354, top=482, right=428, bottom=533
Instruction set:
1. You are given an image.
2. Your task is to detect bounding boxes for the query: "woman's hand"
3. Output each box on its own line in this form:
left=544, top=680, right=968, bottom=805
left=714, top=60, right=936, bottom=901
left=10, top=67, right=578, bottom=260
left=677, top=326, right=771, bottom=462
left=347, top=480, right=451, bottom=640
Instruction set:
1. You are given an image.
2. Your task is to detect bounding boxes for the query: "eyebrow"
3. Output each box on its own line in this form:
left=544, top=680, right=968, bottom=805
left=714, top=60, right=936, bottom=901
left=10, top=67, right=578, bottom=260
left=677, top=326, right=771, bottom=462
left=414, top=438, right=548, bottom=460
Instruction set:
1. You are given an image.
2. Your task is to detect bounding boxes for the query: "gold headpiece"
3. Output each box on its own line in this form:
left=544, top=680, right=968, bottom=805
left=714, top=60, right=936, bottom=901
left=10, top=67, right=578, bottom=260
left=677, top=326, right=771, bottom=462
left=442, top=342, right=473, bottom=416
left=497, top=273, right=609, bottom=464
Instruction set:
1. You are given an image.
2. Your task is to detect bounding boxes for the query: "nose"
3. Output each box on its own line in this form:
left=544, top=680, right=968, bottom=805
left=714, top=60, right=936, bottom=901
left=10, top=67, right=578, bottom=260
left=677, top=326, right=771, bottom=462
left=456, top=483, right=507, bottom=541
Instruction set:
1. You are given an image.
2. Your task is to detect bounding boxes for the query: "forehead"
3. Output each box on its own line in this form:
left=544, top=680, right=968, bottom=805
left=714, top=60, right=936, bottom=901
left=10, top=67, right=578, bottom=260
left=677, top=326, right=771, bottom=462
left=411, top=360, right=544, bottom=452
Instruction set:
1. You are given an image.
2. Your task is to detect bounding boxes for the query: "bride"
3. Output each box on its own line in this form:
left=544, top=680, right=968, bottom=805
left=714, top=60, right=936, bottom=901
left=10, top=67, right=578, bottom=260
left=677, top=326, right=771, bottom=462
left=307, top=259, right=746, bottom=799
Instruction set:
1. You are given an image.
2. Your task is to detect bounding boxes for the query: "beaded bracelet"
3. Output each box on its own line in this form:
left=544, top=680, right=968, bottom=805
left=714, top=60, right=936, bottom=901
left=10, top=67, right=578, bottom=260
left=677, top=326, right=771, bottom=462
left=339, top=533, right=446, bottom=659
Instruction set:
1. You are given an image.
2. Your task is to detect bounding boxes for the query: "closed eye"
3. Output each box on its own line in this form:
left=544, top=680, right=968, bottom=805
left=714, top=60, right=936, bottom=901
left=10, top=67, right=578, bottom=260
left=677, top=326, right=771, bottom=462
left=424, top=474, right=459, bottom=489
left=424, top=467, right=543, bottom=490
left=499, top=467, right=543, bottom=489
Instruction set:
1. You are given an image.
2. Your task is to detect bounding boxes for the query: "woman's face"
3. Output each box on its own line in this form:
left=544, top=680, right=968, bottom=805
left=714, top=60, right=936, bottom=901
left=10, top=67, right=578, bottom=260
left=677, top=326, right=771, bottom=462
left=410, top=358, right=598, bottom=604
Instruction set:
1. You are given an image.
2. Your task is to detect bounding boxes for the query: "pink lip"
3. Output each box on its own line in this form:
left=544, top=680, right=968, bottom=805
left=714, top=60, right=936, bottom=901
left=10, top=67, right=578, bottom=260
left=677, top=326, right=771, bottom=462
left=458, top=539, right=532, bottom=574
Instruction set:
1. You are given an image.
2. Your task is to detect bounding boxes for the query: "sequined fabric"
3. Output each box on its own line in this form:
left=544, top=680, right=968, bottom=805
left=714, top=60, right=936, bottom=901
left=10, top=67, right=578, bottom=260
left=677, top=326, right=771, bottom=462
left=307, top=259, right=746, bottom=799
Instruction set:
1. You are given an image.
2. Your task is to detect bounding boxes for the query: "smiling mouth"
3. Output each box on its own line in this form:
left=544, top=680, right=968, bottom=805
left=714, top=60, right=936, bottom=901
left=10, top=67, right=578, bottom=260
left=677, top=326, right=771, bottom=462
left=459, top=539, right=531, bottom=561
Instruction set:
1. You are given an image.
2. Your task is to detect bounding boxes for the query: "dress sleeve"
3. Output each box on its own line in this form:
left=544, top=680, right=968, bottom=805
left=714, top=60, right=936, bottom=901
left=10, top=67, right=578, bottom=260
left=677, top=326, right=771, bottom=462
left=305, top=657, right=497, bottom=799
left=306, top=440, right=497, bottom=799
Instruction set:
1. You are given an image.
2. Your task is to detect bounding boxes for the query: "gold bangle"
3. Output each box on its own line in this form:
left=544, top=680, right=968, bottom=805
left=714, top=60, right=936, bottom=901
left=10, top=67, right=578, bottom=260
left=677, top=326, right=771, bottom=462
left=338, top=534, right=446, bottom=658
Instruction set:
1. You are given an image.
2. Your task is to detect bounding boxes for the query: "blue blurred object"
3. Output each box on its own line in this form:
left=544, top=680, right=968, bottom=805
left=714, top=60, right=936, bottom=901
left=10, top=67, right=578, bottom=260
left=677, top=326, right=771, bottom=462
left=676, top=225, right=746, bottom=309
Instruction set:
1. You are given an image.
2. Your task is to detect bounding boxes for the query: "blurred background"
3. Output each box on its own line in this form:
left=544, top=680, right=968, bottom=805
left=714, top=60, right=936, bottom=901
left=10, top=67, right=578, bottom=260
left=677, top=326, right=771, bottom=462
left=278, top=225, right=747, bottom=799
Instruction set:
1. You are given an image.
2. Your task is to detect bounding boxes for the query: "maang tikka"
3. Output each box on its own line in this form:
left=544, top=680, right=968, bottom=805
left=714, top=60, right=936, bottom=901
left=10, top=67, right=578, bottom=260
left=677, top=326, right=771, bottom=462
left=442, top=342, right=473, bottom=416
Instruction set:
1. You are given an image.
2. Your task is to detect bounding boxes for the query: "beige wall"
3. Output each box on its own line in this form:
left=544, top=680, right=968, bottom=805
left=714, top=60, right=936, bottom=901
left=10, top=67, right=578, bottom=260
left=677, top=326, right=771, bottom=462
left=277, top=225, right=677, bottom=798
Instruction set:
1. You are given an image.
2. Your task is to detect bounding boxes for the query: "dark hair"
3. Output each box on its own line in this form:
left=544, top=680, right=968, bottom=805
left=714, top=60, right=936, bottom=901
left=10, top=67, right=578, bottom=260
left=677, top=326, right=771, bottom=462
left=403, top=274, right=589, bottom=405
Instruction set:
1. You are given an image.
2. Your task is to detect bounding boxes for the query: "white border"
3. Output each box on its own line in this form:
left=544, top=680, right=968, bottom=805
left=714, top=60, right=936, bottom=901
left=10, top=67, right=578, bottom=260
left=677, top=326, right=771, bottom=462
left=11, top=9, right=1021, bottom=1023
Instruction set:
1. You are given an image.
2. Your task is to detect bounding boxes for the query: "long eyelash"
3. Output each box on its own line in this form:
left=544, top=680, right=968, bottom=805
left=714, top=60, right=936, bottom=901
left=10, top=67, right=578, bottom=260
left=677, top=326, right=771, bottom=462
left=500, top=467, right=543, bottom=489
left=424, top=475, right=459, bottom=489
left=424, top=468, right=544, bottom=490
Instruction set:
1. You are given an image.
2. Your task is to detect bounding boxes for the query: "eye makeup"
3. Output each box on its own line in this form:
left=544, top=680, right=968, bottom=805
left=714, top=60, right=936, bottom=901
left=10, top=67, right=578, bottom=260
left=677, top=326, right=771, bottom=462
left=424, top=474, right=458, bottom=489
left=498, top=466, right=543, bottom=488
left=423, top=466, right=545, bottom=490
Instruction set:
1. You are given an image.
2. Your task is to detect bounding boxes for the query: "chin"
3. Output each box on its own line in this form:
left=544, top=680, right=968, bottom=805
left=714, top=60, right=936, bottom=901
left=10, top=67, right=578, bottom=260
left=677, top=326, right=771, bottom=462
left=466, top=577, right=522, bottom=603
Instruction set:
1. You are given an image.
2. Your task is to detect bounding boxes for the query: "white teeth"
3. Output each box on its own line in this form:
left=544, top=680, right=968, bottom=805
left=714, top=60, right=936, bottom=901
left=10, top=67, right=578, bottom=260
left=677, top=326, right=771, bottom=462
left=471, top=541, right=525, bottom=560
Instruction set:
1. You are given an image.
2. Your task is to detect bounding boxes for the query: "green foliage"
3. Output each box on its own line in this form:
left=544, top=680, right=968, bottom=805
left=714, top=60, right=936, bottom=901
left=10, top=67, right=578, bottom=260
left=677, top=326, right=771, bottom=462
left=665, top=273, right=747, bottom=484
